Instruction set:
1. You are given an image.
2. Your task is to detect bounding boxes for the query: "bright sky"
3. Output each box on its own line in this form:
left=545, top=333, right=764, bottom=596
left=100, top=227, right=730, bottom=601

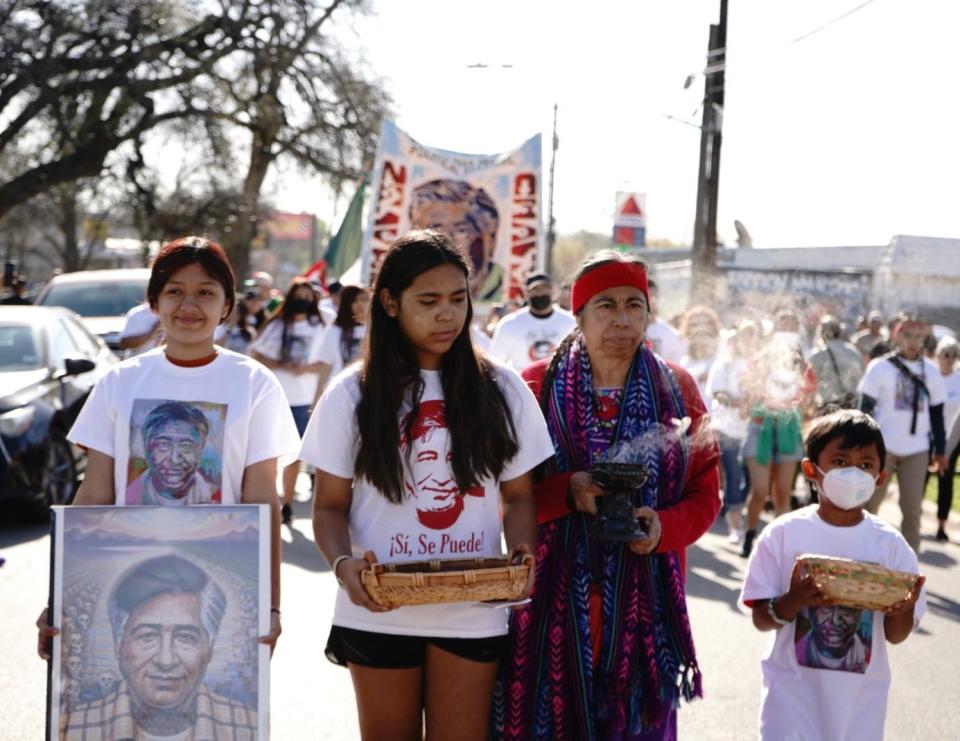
left=271, top=0, right=960, bottom=249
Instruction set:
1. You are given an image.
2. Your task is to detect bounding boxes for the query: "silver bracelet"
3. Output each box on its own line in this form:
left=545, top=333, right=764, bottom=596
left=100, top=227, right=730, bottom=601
left=766, top=596, right=792, bottom=626
left=331, top=555, right=351, bottom=586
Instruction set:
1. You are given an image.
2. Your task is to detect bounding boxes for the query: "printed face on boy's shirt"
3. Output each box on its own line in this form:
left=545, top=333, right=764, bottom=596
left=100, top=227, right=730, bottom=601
left=810, top=605, right=860, bottom=658
left=401, top=400, right=482, bottom=530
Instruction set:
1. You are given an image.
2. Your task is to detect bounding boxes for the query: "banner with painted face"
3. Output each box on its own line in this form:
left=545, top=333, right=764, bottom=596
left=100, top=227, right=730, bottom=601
left=362, top=120, right=543, bottom=302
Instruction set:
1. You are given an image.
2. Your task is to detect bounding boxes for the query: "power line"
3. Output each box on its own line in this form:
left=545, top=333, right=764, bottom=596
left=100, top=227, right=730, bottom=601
left=790, top=0, right=880, bottom=44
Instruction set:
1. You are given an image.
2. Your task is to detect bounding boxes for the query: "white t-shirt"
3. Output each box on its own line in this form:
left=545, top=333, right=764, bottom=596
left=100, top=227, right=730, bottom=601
left=316, top=324, right=367, bottom=379
left=646, top=318, right=687, bottom=363
left=679, top=352, right=715, bottom=404
left=489, top=307, right=575, bottom=370
left=705, top=355, right=749, bottom=440
left=68, top=348, right=301, bottom=505
left=300, top=361, right=555, bottom=638
left=858, top=355, right=947, bottom=456
left=941, top=368, right=960, bottom=434
left=249, top=318, right=327, bottom=406
left=740, top=506, right=924, bottom=741
left=120, top=302, right=161, bottom=358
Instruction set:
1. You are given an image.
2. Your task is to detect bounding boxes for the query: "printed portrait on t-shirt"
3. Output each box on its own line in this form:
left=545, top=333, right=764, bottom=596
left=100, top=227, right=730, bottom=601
left=399, top=399, right=483, bottom=530
left=794, top=605, right=872, bottom=674
left=126, top=400, right=227, bottom=506
left=893, top=371, right=920, bottom=412
left=528, top=336, right=558, bottom=363
left=282, top=334, right=308, bottom=365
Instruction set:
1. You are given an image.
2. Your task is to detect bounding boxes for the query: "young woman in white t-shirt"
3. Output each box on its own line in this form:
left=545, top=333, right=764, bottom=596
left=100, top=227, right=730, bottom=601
left=36, top=237, right=300, bottom=660
left=251, top=278, right=328, bottom=524
left=300, top=230, right=553, bottom=741
left=314, top=284, right=370, bottom=397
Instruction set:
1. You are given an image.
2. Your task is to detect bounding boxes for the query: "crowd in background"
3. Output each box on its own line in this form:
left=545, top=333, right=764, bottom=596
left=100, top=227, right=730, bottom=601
left=470, top=272, right=960, bottom=555
left=111, top=261, right=960, bottom=550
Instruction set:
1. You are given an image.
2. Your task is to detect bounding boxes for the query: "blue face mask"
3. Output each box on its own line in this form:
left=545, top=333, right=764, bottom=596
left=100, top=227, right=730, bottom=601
left=815, top=465, right=878, bottom=510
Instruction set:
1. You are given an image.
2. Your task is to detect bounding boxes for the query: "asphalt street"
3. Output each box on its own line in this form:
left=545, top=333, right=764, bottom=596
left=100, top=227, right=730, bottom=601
left=2, top=480, right=958, bottom=740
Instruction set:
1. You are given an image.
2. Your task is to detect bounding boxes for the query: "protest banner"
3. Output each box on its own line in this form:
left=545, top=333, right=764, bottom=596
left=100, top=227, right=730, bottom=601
left=362, top=121, right=542, bottom=301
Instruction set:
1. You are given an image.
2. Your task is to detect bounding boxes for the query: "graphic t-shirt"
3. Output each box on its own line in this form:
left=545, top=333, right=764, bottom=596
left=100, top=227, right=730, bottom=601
left=249, top=318, right=327, bottom=406
left=316, top=324, right=367, bottom=379
left=68, top=349, right=301, bottom=505
left=858, top=355, right=946, bottom=455
left=740, top=506, right=924, bottom=741
left=300, top=361, right=555, bottom=637
left=489, top=307, right=575, bottom=370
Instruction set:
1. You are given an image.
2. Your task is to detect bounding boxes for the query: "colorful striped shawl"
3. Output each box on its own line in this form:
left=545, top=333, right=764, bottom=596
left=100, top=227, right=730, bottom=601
left=494, top=339, right=702, bottom=740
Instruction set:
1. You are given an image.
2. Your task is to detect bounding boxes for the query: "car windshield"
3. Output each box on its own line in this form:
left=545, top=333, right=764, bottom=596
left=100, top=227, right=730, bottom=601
left=39, top=279, right=146, bottom=317
left=0, top=324, right=41, bottom=371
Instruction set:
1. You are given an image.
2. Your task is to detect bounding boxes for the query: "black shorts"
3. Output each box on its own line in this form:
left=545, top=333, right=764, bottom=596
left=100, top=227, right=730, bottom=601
left=325, top=625, right=509, bottom=669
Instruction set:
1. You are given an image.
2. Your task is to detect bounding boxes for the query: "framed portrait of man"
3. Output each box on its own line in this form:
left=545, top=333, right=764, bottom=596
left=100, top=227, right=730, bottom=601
left=46, top=505, right=270, bottom=740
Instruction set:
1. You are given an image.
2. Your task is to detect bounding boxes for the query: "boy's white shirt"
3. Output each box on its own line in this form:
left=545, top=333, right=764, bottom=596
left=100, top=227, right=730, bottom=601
left=740, top=505, right=925, bottom=741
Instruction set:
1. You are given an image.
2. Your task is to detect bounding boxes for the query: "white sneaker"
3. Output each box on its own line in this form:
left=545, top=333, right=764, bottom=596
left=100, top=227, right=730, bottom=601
left=728, top=530, right=742, bottom=545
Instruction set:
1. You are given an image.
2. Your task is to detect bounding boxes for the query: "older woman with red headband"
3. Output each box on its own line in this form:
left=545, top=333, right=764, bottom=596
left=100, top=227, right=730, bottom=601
left=494, top=251, right=720, bottom=741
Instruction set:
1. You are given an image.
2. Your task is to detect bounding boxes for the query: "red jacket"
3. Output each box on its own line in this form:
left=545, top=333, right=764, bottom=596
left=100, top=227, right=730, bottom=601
left=521, top=357, right=721, bottom=574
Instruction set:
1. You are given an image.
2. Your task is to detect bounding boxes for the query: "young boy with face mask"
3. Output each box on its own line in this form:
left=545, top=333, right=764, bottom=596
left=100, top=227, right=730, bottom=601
left=739, top=409, right=925, bottom=741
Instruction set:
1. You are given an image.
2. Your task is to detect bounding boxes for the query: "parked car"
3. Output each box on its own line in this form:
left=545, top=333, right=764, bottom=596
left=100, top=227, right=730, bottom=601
left=34, top=268, right=150, bottom=352
left=0, top=306, right=118, bottom=514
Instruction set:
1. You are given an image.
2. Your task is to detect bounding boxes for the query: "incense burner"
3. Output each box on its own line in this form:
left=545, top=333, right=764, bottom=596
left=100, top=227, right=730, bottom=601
left=588, top=462, right=650, bottom=542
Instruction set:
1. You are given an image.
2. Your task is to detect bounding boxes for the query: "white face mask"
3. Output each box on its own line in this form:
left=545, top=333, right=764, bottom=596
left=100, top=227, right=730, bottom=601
left=816, top=466, right=878, bottom=510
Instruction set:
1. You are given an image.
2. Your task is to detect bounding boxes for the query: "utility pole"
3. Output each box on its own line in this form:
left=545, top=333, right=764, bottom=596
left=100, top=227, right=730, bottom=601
left=544, top=103, right=558, bottom=276
left=691, top=0, right=727, bottom=305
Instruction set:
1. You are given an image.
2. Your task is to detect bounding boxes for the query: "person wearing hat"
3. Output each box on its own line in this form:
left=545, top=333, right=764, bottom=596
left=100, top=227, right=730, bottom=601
left=488, top=272, right=575, bottom=370
left=809, top=314, right=864, bottom=413
left=852, top=310, right=887, bottom=359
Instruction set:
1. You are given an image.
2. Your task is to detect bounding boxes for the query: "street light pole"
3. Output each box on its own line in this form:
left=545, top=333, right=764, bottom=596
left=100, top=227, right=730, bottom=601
left=691, top=0, right=727, bottom=305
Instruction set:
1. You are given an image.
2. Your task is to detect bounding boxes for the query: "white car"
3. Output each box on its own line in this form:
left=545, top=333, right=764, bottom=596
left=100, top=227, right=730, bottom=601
left=34, top=268, right=150, bottom=352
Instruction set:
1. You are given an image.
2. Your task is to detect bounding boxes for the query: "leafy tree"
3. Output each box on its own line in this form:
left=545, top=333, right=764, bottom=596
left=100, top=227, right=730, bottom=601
left=197, top=0, right=390, bottom=276
left=1, top=0, right=389, bottom=277
left=0, top=0, right=263, bottom=220
left=551, top=230, right=612, bottom=281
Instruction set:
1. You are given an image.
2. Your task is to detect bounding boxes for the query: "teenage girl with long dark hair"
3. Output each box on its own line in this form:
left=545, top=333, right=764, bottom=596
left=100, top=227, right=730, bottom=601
left=300, top=230, right=554, bottom=741
left=37, top=236, right=301, bottom=662
left=251, top=277, right=327, bottom=523
left=314, top=283, right=370, bottom=397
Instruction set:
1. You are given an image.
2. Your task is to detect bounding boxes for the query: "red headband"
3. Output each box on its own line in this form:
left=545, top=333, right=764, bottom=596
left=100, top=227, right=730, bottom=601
left=571, top=261, right=649, bottom=314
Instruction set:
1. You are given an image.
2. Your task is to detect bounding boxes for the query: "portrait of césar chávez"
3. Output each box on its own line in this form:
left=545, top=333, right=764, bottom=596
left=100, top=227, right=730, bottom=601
left=126, top=400, right=223, bottom=505
left=59, top=554, right=257, bottom=740
left=408, top=178, right=502, bottom=300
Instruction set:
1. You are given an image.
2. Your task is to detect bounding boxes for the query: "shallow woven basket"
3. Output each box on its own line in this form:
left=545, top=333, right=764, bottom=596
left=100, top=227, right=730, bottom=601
left=798, top=554, right=920, bottom=611
left=361, top=556, right=532, bottom=608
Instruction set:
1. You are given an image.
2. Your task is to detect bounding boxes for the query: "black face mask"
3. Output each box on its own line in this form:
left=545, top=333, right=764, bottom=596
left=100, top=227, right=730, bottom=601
left=289, top=298, right=314, bottom=314
left=529, top=295, right=552, bottom=312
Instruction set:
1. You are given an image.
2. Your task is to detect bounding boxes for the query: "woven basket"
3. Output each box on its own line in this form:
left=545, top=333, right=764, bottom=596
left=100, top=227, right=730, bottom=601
left=798, top=554, right=920, bottom=611
left=361, top=556, right=532, bottom=608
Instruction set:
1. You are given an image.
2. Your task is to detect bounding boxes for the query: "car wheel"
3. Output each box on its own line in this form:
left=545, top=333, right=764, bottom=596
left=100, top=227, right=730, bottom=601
left=39, top=434, right=77, bottom=510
